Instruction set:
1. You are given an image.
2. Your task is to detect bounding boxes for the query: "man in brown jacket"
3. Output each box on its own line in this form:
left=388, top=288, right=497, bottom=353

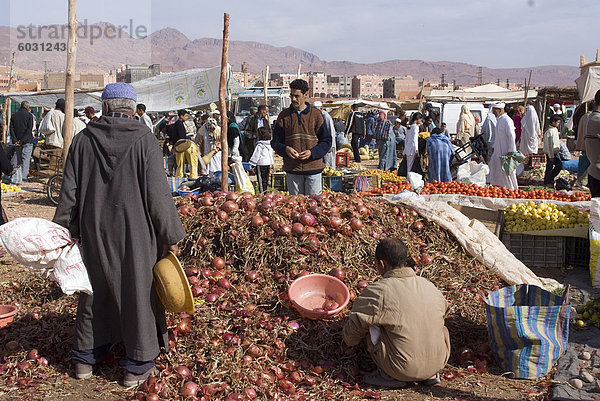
left=271, top=79, right=331, bottom=195
left=343, top=238, right=450, bottom=388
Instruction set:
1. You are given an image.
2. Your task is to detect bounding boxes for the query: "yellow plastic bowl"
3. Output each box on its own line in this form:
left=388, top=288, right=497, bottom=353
left=153, top=252, right=194, bottom=314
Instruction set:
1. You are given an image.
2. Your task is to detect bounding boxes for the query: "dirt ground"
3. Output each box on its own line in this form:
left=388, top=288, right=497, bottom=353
left=0, top=174, right=557, bottom=401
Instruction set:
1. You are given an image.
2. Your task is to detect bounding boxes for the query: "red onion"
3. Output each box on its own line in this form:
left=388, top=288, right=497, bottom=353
left=180, top=381, right=199, bottom=397
left=300, top=213, right=316, bottom=227
left=328, top=216, right=343, bottom=228
left=221, top=201, right=239, bottom=213
left=175, top=364, right=193, bottom=380
left=329, top=267, right=345, bottom=280
left=205, top=293, right=218, bottom=303
left=413, top=221, right=424, bottom=230
left=260, top=200, right=273, bottom=212
left=16, top=360, right=31, bottom=371
left=212, top=257, right=226, bottom=269
left=288, top=320, right=299, bottom=330
left=246, top=270, right=259, bottom=282
left=292, top=222, right=305, bottom=237
left=304, top=375, right=318, bottom=386
left=422, top=255, right=433, bottom=265
left=247, top=345, right=263, bottom=357
left=225, top=393, right=243, bottom=401
left=226, top=192, right=240, bottom=201
left=187, top=276, right=200, bottom=286
left=244, top=387, right=258, bottom=399
left=357, top=280, right=369, bottom=290
left=242, top=355, right=253, bottom=364
left=144, top=394, right=159, bottom=401
left=177, top=318, right=192, bottom=334
left=38, top=357, right=48, bottom=367
left=217, top=210, right=229, bottom=221
left=279, top=225, right=292, bottom=236
left=192, top=286, right=203, bottom=297
left=251, top=216, right=264, bottom=228
left=200, top=196, right=213, bottom=206
left=217, top=278, right=231, bottom=289
left=27, top=349, right=40, bottom=361
left=241, top=198, right=257, bottom=211
left=349, top=218, right=363, bottom=231
left=185, top=267, right=199, bottom=277
left=291, top=211, right=302, bottom=222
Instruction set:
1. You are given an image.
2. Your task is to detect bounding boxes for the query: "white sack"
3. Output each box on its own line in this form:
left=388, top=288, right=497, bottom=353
left=0, top=218, right=93, bottom=295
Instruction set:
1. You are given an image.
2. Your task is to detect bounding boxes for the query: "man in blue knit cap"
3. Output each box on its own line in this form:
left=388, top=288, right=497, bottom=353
left=53, top=82, right=186, bottom=386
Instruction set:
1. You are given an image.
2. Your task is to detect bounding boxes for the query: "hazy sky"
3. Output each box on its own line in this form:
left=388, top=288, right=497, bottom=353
left=2, top=0, right=597, bottom=68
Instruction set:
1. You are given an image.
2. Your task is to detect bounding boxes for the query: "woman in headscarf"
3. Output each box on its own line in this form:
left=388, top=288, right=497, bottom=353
left=512, top=105, right=525, bottom=147
left=402, top=112, right=423, bottom=175
left=455, top=105, right=476, bottom=145
left=519, top=105, right=540, bottom=155
left=426, top=127, right=455, bottom=182
left=373, top=110, right=397, bottom=171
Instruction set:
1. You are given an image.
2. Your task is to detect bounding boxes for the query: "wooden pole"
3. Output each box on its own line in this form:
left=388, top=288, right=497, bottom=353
left=417, top=78, right=425, bottom=112
left=62, top=0, right=77, bottom=167
left=2, top=51, right=16, bottom=144
left=523, top=70, right=532, bottom=109
left=219, top=13, right=230, bottom=191
left=263, top=65, right=269, bottom=106
left=296, top=64, right=302, bottom=79
left=540, top=92, right=548, bottom=132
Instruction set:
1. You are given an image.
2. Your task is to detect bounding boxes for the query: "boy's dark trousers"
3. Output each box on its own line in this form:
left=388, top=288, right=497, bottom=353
left=544, top=155, right=562, bottom=186
left=256, top=165, right=270, bottom=193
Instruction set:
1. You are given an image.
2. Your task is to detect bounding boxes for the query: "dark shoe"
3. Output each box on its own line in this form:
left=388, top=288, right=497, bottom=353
left=122, top=367, right=158, bottom=387
left=418, top=373, right=440, bottom=386
left=74, top=363, right=93, bottom=379
left=363, top=371, right=408, bottom=388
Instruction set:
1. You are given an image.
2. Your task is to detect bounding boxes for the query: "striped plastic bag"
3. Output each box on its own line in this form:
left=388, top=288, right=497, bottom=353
left=589, top=198, right=600, bottom=287
left=483, top=285, right=570, bottom=379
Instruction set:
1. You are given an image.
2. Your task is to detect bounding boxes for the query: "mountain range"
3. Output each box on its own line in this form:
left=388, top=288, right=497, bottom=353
left=0, top=24, right=580, bottom=87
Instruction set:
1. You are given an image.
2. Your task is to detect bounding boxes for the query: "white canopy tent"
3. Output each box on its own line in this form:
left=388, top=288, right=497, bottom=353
left=427, top=83, right=537, bottom=103
left=4, top=65, right=245, bottom=112
left=576, top=65, right=600, bottom=103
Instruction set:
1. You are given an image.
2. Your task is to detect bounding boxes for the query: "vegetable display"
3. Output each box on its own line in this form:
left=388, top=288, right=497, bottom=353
left=1, top=191, right=505, bottom=400
left=504, top=201, right=589, bottom=233
left=420, top=181, right=590, bottom=202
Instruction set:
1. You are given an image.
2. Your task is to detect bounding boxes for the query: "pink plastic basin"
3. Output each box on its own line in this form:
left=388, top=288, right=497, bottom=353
left=0, top=304, right=18, bottom=328
left=288, top=274, right=350, bottom=320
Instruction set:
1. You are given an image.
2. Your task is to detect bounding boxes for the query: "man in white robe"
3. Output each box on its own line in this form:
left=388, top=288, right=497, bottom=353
left=487, top=103, right=518, bottom=190
left=39, top=99, right=66, bottom=148
left=313, top=101, right=337, bottom=168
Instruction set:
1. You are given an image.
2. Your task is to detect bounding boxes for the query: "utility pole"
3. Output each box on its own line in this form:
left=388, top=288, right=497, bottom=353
left=440, top=73, right=445, bottom=88
left=62, top=0, right=77, bottom=167
left=218, top=13, right=230, bottom=191
left=506, top=79, right=509, bottom=89
left=497, top=78, right=501, bottom=86
left=42, top=60, right=49, bottom=89
left=477, top=66, right=483, bottom=85
left=2, top=51, right=16, bottom=143
left=453, top=80, right=456, bottom=90
left=263, top=65, right=269, bottom=106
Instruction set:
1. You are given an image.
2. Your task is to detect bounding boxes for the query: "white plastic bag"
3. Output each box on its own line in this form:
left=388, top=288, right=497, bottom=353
left=457, top=161, right=489, bottom=187
left=407, top=172, right=424, bottom=192
left=231, top=160, right=255, bottom=194
left=0, top=218, right=93, bottom=295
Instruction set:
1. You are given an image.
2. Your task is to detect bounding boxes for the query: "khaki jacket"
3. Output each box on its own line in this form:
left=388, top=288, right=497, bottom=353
left=342, top=267, right=450, bottom=381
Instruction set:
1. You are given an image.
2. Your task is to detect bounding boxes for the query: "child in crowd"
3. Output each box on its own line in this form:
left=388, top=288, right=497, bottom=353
left=249, top=127, right=274, bottom=193
left=543, top=115, right=562, bottom=186
left=343, top=238, right=450, bottom=388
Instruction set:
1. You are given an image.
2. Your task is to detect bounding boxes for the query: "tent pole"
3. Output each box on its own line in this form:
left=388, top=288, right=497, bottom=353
left=219, top=13, right=230, bottom=191
left=2, top=51, right=15, bottom=144
left=62, top=0, right=77, bottom=168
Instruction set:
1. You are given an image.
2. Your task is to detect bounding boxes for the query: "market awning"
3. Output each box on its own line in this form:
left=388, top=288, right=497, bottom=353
left=576, top=65, right=600, bottom=103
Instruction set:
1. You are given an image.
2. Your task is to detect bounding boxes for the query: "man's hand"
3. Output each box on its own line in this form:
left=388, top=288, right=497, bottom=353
left=297, top=150, right=312, bottom=160
left=162, top=243, right=180, bottom=258
left=285, top=146, right=299, bottom=159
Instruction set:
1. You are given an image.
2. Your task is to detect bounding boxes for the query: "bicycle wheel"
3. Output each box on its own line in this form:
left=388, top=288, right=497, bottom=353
left=46, top=173, right=62, bottom=206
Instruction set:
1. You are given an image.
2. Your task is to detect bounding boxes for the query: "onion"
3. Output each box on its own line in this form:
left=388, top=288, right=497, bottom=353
left=217, top=278, right=231, bottom=289
left=206, top=293, right=218, bottom=303
left=200, top=196, right=213, bottom=206
left=180, top=381, right=199, bottom=397
left=145, top=394, right=159, bottom=401
left=16, top=360, right=31, bottom=371
left=175, top=364, right=193, bottom=380
left=328, top=216, right=343, bottom=228
left=246, top=270, right=259, bottom=282
left=308, top=205, right=322, bottom=215
left=300, top=213, right=316, bottom=227
left=212, top=257, right=226, bottom=270
left=421, top=255, right=433, bottom=265
left=226, top=192, right=240, bottom=201
left=288, top=320, right=300, bottom=330
left=242, top=355, right=253, bottom=364
left=177, top=318, right=192, bottom=334
left=241, top=198, right=257, bottom=211
left=279, top=225, right=292, bottom=236
left=413, top=221, right=424, bottom=230
left=184, top=267, right=199, bottom=277
left=38, top=357, right=49, bottom=367
left=187, top=276, right=200, bottom=286
left=260, top=200, right=273, bottom=212
left=292, top=222, right=305, bottom=237
left=191, top=286, right=204, bottom=297
left=221, top=200, right=239, bottom=213
left=225, top=394, right=243, bottom=401
left=251, top=216, right=264, bottom=228
left=291, top=211, right=302, bottom=222
left=357, top=280, right=369, bottom=290
left=217, top=210, right=229, bottom=221
left=27, top=349, right=40, bottom=361
left=349, top=218, right=363, bottom=231
left=244, top=387, right=258, bottom=400
left=304, top=375, right=318, bottom=386
left=329, top=268, right=345, bottom=280
left=247, top=345, right=263, bottom=357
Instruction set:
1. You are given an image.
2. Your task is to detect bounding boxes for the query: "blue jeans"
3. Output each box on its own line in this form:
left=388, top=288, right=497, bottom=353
left=72, top=344, right=155, bottom=375
left=561, top=159, right=579, bottom=173
left=286, top=172, right=322, bottom=195
left=10, top=143, right=33, bottom=184
left=578, top=152, right=590, bottom=179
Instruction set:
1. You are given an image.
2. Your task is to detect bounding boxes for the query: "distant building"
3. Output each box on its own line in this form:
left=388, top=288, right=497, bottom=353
left=271, top=73, right=308, bottom=88
left=383, top=76, right=420, bottom=100
left=307, top=72, right=327, bottom=98
left=352, top=75, right=384, bottom=98
left=44, top=72, right=116, bottom=90
left=328, top=75, right=352, bottom=97
left=116, top=64, right=160, bottom=83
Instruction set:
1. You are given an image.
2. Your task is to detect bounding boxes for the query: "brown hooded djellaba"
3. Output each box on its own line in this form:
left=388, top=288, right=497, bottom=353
left=53, top=115, right=186, bottom=362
